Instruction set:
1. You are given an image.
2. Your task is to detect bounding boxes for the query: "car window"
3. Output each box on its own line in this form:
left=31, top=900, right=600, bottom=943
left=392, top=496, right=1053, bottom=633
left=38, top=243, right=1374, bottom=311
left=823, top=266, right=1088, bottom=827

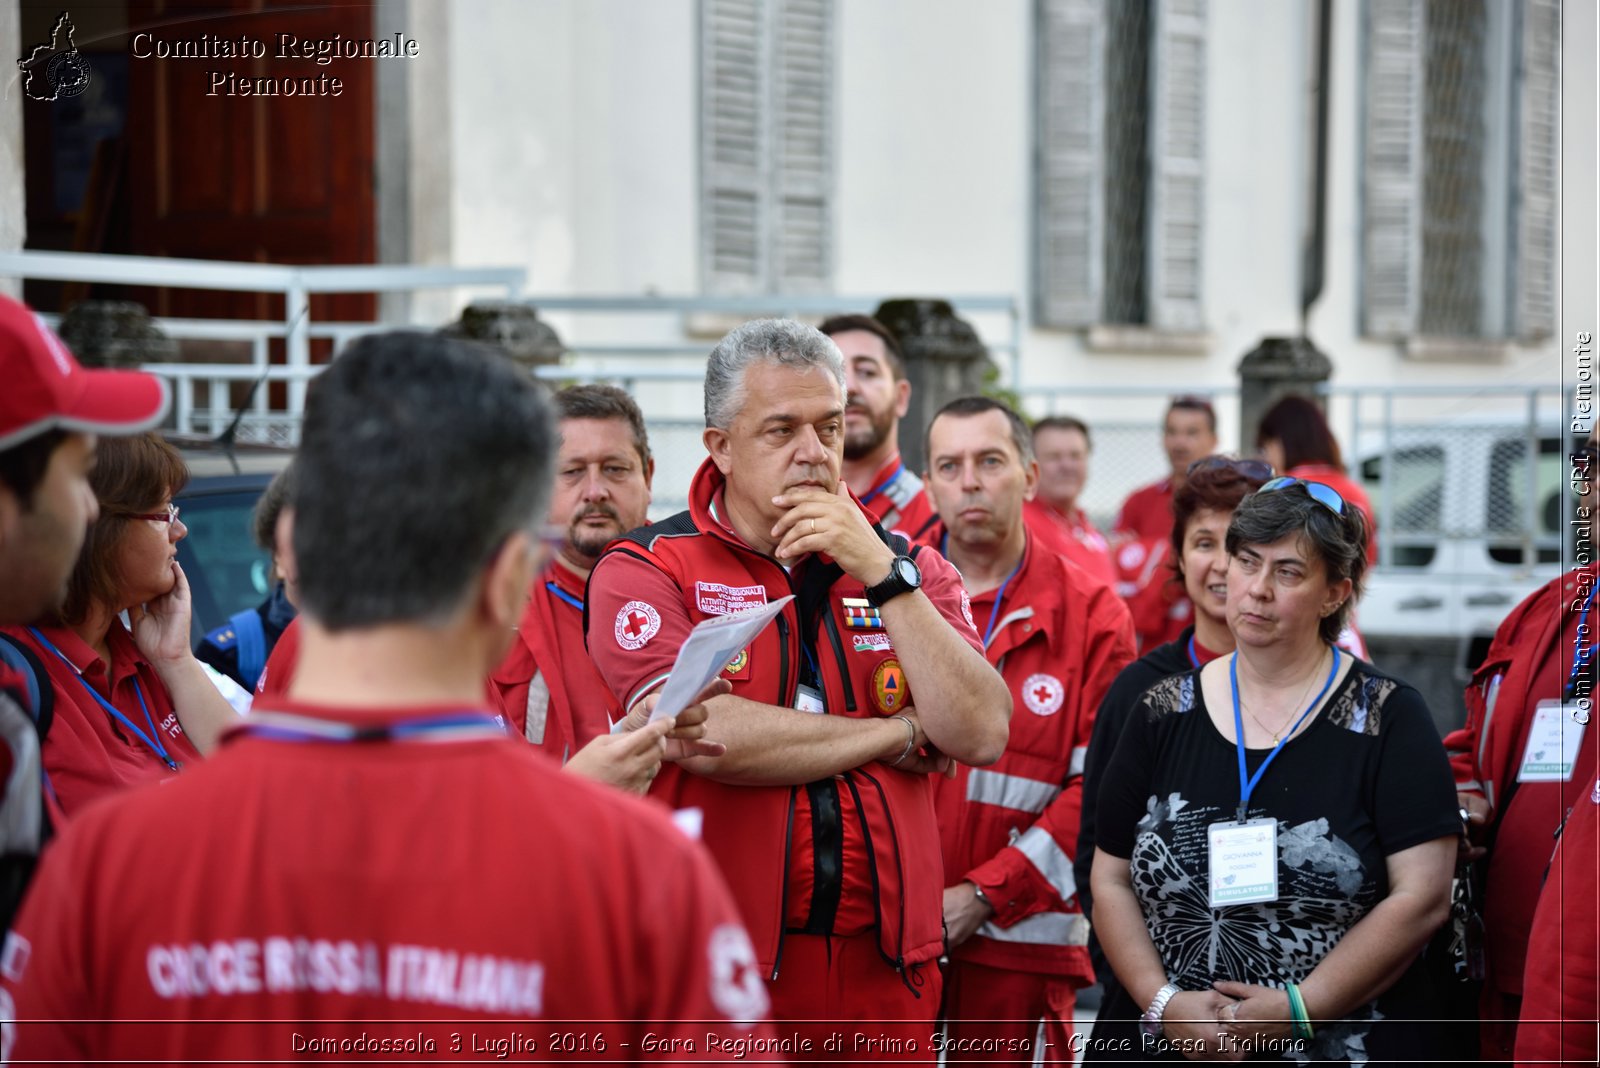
left=176, top=486, right=273, bottom=647
left=1486, top=435, right=1565, bottom=564
left=1360, top=445, right=1444, bottom=566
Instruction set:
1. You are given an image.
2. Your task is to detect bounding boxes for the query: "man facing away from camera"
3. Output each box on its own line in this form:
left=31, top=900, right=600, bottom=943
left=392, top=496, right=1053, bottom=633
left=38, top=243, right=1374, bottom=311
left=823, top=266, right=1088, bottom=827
left=0, top=332, right=770, bottom=1061
left=587, top=319, right=1011, bottom=1058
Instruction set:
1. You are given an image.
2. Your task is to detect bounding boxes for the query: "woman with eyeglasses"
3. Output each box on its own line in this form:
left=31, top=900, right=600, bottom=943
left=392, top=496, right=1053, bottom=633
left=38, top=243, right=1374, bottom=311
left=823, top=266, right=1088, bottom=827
left=1447, top=435, right=1599, bottom=1061
left=0, top=434, right=239, bottom=813
left=1085, top=477, right=1458, bottom=1064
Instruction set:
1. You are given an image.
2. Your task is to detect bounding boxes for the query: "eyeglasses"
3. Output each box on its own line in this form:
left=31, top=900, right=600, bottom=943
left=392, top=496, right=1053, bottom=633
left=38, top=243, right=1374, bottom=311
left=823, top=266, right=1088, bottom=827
left=1258, top=476, right=1345, bottom=517
left=116, top=504, right=181, bottom=525
left=1187, top=456, right=1275, bottom=481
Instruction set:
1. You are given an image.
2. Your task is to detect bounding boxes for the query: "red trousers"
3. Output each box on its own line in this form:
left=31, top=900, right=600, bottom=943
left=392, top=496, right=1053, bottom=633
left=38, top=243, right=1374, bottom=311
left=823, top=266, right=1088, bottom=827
left=941, top=959, right=1078, bottom=1064
left=766, top=932, right=940, bottom=1063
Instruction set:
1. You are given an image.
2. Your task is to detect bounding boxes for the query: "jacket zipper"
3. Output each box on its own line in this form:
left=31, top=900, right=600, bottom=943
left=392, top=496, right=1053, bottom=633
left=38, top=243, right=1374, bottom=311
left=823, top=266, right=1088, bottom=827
left=856, top=766, right=919, bottom=996
left=771, top=785, right=798, bottom=981
left=821, top=611, right=857, bottom=712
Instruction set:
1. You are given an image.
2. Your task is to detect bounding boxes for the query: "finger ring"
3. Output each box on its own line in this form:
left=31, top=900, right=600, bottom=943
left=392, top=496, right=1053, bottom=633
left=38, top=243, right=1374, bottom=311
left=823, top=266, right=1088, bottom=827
left=810, top=518, right=818, bottom=533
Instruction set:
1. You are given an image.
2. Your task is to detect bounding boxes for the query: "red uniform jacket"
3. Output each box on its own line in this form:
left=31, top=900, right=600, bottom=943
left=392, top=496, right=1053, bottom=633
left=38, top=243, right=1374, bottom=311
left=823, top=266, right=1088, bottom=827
left=856, top=451, right=937, bottom=543
left=1514, top=774, right=1599, bottom=1067
left=1024, top=498, right=1117, bottom=587
left=1, top=700, right=772, bottom=1061
left=585, top=460, right=982, bottom=980
left=488, top=562, right=618, bottom=756
left=0, top=622, right=202, bottom=816
left=1113, top=478, right=1173, bottom=543
left=919, top=528, right=1136, bottom=981
left=1449, top=564, right=1599, bottom=995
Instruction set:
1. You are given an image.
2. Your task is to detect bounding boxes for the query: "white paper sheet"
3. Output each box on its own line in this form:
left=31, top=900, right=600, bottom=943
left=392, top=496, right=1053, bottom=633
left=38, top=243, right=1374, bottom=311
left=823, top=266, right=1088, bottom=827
left=647, top=595, right=794, bottom=723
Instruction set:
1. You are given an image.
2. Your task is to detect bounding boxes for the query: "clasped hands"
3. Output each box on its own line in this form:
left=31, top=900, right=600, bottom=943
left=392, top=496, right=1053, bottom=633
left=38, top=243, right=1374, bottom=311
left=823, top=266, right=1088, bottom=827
left=1159, top=983, right=1300, bottom=1062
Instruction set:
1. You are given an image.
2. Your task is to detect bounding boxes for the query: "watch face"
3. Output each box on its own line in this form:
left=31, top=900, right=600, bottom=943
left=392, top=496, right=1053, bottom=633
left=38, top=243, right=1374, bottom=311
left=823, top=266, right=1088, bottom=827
left=895, top=557, right=921, bottom=588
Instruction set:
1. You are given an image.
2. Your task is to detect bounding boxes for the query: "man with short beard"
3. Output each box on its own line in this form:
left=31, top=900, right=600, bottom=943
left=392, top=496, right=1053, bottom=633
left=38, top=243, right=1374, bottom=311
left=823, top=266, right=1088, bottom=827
left=820, top=315, right=938, bottom=540
left=489, top=384, right=712, bottom=795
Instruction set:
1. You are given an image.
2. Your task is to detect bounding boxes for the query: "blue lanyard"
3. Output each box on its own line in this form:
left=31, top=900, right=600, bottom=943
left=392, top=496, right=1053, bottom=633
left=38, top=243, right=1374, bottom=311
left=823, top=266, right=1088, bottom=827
left=1188, top=635, right=1201, bottom=669
left=27, top=627, right=179, bottom=771
left=858, top=463, right=904, bottom=507
left=230, top=710, right=506, bottom=746
left=1228, top=647, right=1341, bottom=823
left=545, top=580, right=584, bottom=612
left=1569, top=583, right=1598, bottom=699
left=942, top=534, right=1026, bottom=648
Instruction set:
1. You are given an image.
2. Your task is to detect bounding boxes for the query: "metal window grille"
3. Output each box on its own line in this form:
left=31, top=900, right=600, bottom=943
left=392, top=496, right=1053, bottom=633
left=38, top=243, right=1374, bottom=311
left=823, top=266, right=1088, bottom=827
left=1102, top=0, right=1152, bottom=325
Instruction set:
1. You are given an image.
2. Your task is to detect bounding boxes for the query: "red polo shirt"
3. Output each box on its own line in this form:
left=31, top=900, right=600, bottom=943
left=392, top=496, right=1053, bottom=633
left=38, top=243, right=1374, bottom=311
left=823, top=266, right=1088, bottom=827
left=1112, top=478, right=1174, bottom=543
left=1024, top=498, right=1116, bottom=586
left=488, top=562, right=619, bottom=758
left=0, top=622, right=202, bottom=816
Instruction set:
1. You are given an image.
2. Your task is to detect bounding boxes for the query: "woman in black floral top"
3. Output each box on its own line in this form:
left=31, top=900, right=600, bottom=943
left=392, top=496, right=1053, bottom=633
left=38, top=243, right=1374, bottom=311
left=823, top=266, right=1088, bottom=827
left=1088, top=478, right=1459, bottom=1064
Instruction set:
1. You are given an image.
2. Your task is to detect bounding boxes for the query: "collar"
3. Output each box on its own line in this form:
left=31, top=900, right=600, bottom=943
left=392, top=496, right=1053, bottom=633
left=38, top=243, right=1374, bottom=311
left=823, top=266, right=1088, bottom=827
left=31, top=620, right=149, bottom=685
left=965, top=534, right=1062, bottom=650
left=545, top=557, right=588, bottom=602
left=239, top=697, right=503, bottom=733
left=859, top=451, right=908, bottom=504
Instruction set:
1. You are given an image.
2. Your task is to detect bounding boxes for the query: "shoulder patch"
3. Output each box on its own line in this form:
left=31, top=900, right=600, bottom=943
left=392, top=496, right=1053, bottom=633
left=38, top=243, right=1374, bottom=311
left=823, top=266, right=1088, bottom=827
left=614, top=601, right=662, bottom=650
left=203, top=626, right=238, bottom=650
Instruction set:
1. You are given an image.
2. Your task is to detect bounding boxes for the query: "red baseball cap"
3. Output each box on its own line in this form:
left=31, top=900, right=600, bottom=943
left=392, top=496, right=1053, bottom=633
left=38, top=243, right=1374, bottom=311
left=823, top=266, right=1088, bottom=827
left=0, top=294, right=170, bottom=451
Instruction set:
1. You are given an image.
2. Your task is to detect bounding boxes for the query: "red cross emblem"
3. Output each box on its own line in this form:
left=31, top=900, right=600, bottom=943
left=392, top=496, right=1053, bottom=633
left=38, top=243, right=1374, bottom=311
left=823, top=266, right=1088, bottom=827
left=614, top=600, right=661, bottom=650
left=1022, top=673, right=1064, bottom=716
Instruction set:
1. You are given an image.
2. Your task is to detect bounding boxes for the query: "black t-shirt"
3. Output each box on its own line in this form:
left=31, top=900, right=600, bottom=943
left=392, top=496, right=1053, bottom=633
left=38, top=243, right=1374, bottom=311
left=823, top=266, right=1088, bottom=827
left=1091, top=657, right=1459, bottom=1064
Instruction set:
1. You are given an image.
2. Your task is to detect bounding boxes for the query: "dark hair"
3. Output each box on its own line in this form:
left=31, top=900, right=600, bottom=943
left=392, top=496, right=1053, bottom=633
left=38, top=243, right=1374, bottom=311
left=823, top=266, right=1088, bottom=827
left=1032, top=415, right=1091, bottom=451
left=252, top=462, right=296, bottom=552
left=1170, top=458, right=1270, bottom=577
left=1226, top=483, right=1368, bottom=645
left=1168, top=395, right=1217, bottom=435
left=58, top=433, right=189, bottom=624
left=293, top=333, right=556, bottom=630
left=1257, top=394, right=1343, bottom=471
left=0, top=429, right=71, bottom=506
left=926, top=396, right=1034, bottom=467
left=553, top=384, right=651, bottom=469
left=818, top=314, right=906, bottom=381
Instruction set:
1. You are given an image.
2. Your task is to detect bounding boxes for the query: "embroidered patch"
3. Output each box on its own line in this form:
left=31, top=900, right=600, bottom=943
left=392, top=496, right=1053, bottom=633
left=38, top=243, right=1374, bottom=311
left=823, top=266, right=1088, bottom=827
left=708, top=923, right=769, bottom=1021
left=1117, top=542, right=1148, bottom=571
left=872, top=658, right=908, bottom=714
left=723, top=647, right=751, bottom=679
left=842, top=597, right=883, bottom=629
left=1022, top=673, right=1065, bottom=716
left=0, top=932, right=29, bottom=983
left=853, top=633, right=893, bottom=653
left=614, top=601, right=662, bottom=650
left=696, top=581, right=767, bottom=616
left=959, top=588, right=975, bottom=629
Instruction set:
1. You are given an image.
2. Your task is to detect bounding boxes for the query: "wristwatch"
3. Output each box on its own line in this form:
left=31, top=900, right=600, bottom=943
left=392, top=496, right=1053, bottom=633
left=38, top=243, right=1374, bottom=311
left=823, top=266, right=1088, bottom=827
left=865, top=554, right=922, bottom=607
left=1139, top=982, right=1181, bottom=1038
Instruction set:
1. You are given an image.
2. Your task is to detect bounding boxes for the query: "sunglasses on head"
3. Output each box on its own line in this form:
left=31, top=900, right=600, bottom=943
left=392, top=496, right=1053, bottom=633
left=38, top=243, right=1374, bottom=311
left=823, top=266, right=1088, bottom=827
left=1258, top=476, right=1346, bottom=517
left=1187, top=456, right=1274, bottom=481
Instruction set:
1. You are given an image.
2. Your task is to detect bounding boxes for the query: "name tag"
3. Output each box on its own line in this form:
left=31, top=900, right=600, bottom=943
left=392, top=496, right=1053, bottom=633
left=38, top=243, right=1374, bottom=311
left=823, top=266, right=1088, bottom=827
left=795, top=684, right=825, bottom=714
left=1207, top=819, right=1278, bottom=907
left=1517, top=700, right=1587, bottom=782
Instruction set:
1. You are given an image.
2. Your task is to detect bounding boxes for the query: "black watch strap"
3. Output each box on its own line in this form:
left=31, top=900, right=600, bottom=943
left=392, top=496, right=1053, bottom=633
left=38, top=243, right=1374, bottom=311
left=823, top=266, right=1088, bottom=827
left=865, top=554, right=920, bottom=607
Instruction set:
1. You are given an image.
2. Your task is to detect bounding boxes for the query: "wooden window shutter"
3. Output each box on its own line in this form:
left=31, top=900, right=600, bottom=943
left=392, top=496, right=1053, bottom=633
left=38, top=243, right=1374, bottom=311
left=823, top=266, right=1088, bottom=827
left=702, top=0, right=769, bottom=294
left=772, top=0, right=833, bottom=293
left=1361, top=0, right=1425, bottom=339
left=1511, top=0, right=1558, bottom=342
left=1035, top=0, right=1106, bottom=328
left=1147, top=0, right=1206, bottom=331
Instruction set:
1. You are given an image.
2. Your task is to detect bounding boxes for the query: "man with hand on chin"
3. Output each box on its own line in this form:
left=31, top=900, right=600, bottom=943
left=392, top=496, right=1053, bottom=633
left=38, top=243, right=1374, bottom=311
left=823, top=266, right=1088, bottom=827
left=587, top=319, right=1010, bottom=1055
left=918, top=396, right=1135, bottom=1059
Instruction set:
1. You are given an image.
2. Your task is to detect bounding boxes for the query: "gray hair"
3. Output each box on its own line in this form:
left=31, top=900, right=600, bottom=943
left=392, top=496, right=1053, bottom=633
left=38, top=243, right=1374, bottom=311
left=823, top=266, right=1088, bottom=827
left=1226, top=483, right=1369, bottom=646
left=704, top=319, right=845, bottom=429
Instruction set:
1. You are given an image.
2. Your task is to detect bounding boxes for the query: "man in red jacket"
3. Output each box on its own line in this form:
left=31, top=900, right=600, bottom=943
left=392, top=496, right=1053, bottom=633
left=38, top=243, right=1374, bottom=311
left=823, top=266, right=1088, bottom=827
left=919, top=397, right=1136, bottom=1060
left=1, top=332, right=771, bottom=1061
left=587, top=319, right=1011, bottom=1056
left=488, top=384, right=687, bottom=794
left=1026, top=415, right=1116, bottom=586
left=1449, top=437, right=1599, bottom=1058
left=821, top=315, right=939, bottom=541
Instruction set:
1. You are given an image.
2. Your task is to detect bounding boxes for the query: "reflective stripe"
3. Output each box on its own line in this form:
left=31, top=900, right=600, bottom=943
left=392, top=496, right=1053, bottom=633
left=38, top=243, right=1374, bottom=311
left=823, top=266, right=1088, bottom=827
left=986, top=606, right=1036, bottom=650
left=1479, top=673, right=1503, bottom=810
left=967, top=769, right=1060, bottom=814
left=1456, top=779, right=1485, bottom=795
left=1015, top=825, right=1077, bottom=900
left=976, top=910, right=1090, bottom=947
left=525, top=671, right=549, bottom=745
left=1068, top=746, right=1087, bottom=779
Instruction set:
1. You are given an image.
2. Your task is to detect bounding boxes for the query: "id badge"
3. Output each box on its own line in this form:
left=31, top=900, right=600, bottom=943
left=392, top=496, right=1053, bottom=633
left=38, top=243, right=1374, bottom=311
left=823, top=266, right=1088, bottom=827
left=795, top=684, right=826, bottom=714
left=1207, top=818, right=1278, bottom=907
left=1516, top=700, right=1587, bottom=782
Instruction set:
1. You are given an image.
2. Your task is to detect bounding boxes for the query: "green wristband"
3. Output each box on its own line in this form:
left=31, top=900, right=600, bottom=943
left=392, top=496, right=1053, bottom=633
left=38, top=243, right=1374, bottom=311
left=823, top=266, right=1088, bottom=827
left=1286, top=983, right=1314, bottom=1040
